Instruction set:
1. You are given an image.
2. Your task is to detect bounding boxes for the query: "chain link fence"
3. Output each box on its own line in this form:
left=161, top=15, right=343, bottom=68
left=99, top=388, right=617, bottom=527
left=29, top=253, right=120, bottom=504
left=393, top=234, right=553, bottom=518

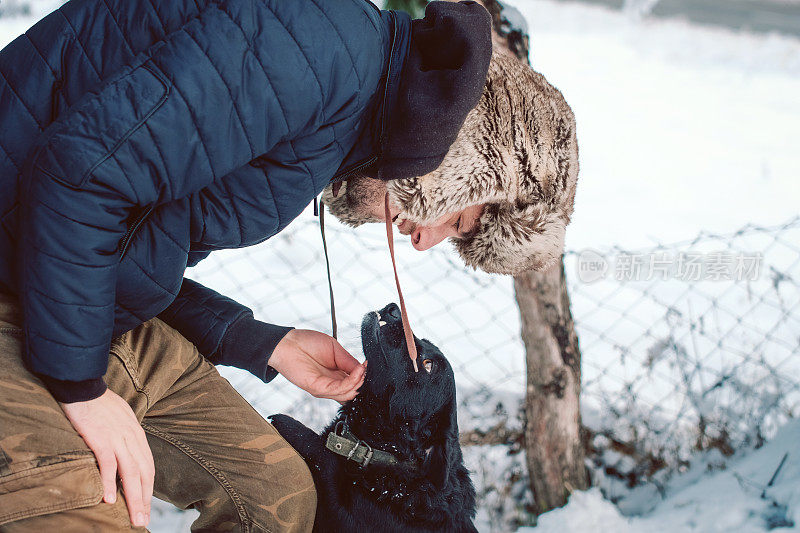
left=186, top=210, right=800, bottom=525
left=570, top=219, right=800, bottom=502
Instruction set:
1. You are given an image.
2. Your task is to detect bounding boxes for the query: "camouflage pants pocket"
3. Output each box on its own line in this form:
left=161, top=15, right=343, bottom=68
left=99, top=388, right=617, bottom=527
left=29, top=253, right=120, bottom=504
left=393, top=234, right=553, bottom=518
left=0, top=453, right=103, bottom=526
left=0, top=325, right=108, bottom=528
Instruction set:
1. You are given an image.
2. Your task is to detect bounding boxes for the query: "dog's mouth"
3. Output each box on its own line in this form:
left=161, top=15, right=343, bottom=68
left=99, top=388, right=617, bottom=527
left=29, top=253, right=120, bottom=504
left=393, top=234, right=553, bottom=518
left=360, top=303, right=420, bottom=371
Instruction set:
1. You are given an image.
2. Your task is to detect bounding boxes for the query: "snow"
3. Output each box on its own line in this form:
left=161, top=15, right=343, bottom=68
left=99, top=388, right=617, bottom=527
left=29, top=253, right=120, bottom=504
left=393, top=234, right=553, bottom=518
left=0, top=0, right=62, bottom=45
left=530, top=489, right=633, bottom=533
left=503, top=0, right=800, bottom=250
left=522, top=419, right=800, bottom=532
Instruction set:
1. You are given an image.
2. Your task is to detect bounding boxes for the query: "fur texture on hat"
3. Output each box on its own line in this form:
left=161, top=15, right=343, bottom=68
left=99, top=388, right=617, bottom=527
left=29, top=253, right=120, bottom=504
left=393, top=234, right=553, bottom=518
left=323, top=52, right=579, bottom=275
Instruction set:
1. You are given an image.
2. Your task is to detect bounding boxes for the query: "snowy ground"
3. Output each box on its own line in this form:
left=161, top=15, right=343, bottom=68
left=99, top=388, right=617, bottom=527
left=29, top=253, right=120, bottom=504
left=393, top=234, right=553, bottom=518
left=2, top=0, right=799, bottom=532
left=527, top=419, right=800, bottom=533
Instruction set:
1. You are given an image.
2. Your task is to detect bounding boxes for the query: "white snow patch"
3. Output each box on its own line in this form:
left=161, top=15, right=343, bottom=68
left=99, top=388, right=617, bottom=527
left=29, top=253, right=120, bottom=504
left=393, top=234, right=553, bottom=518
left=524, top=489, right=634, bottom=533
left=520, top=419, right=800, bottom=533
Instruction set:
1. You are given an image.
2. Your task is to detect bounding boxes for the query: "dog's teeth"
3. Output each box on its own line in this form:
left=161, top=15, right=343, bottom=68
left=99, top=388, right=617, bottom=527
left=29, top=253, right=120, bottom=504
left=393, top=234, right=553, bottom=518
left=378, top=320, right=387, bottom=326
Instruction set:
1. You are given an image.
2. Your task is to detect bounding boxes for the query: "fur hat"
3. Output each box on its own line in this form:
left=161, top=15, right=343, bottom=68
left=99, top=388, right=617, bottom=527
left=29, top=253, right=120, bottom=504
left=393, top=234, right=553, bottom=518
left=323, top=52, right=579, bottom=275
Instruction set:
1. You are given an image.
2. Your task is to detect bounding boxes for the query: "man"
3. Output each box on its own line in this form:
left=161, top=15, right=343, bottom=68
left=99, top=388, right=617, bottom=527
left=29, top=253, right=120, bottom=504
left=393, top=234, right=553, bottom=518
left=0, top=0, right=578, bottom=530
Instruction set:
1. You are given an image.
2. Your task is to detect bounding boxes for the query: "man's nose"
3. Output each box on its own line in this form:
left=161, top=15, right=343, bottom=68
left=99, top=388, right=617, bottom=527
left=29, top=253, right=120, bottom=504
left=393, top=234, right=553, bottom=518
left=411, top=226, right=449, bottom=251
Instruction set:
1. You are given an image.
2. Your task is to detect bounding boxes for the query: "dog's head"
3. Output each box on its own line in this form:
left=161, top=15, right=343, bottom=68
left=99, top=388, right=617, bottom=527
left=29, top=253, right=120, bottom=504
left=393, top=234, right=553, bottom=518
left=271, top=303, right=475, bottom=529
left=360, top=303, right=456, bottom=429
left=346, top=303, right=467, bottom=493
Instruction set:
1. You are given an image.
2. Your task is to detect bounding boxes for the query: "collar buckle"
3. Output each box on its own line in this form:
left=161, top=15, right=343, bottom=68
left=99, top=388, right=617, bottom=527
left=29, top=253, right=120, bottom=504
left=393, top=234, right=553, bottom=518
left=346, top=439, right=374, bottom=468
left=326, top=420, right=398, bottom=469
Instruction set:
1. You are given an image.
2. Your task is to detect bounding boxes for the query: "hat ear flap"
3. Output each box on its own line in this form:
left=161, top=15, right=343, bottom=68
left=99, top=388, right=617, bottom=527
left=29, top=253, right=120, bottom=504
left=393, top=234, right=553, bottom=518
left=454, top=203, right=566, bottom=274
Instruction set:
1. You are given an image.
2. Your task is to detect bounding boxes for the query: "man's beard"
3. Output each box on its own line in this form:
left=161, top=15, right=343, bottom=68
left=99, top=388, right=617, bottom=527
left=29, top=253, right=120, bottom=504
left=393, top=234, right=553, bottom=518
left=344, top=174, right=387, bottom=221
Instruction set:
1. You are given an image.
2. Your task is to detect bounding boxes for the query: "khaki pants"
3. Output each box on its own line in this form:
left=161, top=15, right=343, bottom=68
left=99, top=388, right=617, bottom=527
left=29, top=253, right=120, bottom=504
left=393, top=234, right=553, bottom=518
left=0, top=293, right=316, bottom=532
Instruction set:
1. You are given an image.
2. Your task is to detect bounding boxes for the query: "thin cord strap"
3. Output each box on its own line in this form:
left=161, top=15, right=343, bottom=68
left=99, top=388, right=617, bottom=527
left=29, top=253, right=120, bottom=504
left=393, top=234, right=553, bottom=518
left=384, top=193, right=419, bottom=372
left=319, top=200, right=337, bottom=339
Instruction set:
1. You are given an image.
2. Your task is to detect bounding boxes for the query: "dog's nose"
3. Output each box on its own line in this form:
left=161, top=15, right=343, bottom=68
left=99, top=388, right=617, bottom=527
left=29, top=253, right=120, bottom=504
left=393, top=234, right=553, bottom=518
left=381, top=303, right=401, bottom=322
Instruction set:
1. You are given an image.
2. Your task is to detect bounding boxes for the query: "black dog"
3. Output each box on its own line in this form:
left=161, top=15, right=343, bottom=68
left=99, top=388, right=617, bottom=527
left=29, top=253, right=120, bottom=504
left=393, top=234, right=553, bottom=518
left=270, top=303, right=477, bottom=532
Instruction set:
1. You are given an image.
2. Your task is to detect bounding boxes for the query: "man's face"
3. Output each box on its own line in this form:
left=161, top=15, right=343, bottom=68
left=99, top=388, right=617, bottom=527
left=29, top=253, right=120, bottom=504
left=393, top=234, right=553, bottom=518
left=345, top=175, right=484, bottom=251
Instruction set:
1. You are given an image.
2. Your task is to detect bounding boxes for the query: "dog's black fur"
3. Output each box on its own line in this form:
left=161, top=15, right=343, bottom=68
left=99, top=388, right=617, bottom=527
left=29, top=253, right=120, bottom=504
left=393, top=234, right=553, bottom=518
left=270, top=303, right=477, bottom=532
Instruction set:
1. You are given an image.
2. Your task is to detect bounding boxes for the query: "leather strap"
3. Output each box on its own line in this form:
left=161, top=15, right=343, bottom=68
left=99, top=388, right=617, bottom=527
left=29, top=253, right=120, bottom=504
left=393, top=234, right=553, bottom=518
left=318, top=199, right=337, bottom=339
left=384, top=193, right=419, bottom=372
left=316, top=193, right=417, bottom=371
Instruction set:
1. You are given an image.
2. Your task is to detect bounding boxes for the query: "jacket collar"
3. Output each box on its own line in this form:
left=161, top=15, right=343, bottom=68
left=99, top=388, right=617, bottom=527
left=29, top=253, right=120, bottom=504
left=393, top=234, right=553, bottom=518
left=331, top=9, right=412, bottom=183
left=331, top=2, right=492, bottom=183
left=375, top=1, right=493, bottom=180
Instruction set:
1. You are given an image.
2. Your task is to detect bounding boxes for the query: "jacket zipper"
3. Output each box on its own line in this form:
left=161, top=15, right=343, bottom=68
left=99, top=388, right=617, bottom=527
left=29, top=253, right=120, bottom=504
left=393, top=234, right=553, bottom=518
left=377, top=10, right=398, bottom=149
left=332, top=155, right=379, bottom=183
left=330, top=10, right=398, bottom=183
left=119, top=205, right=154, bottom=259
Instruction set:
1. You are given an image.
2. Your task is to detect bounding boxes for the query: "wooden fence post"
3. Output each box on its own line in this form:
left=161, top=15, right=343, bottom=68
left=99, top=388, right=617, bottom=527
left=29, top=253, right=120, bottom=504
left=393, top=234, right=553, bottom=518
left=514, top=262, right=588, bottom=513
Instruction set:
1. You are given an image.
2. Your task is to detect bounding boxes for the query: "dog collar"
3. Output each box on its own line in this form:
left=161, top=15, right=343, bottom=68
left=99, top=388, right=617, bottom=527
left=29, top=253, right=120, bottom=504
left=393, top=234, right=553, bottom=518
left=325, top=421, right=400, bottom=469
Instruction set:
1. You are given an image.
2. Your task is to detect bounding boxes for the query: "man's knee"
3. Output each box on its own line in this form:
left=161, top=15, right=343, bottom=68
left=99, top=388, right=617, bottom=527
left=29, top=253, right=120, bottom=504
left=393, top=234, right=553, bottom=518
left=148, top=425, right=318, bottom=533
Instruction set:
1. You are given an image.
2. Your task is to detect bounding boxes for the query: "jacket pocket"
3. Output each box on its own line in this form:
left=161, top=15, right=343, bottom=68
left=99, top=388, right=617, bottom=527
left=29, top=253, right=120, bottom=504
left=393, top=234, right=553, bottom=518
left=0, top=454, right=103, bottom=525
left=119, top=204, right=154, bottom=259
left=34, top=60, right=170, bottom=190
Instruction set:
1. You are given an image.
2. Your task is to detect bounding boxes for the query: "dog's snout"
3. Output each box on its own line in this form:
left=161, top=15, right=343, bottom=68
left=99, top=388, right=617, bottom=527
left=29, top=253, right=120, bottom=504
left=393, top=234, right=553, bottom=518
left=382, top=303, right=402, bottom=323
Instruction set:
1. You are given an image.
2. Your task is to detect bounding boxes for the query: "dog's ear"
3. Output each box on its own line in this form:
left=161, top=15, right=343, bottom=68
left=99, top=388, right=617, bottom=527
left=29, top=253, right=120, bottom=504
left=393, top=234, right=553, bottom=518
left=424, top=399, right=459, bottom=489
left=268, top=414, right=326, bottom=465
left=426, top=441, right=450, bottom=489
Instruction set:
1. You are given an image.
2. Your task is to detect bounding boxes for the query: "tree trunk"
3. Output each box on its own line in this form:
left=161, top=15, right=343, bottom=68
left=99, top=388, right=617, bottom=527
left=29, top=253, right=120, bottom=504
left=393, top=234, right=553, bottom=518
left=514, top=262, right=588, bottom=513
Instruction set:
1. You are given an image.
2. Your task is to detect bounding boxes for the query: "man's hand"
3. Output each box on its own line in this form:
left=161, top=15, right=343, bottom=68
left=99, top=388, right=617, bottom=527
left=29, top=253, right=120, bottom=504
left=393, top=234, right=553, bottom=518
left=269, top=329, right=366, bottom=403
left=59, top=389, right=154, bottom=528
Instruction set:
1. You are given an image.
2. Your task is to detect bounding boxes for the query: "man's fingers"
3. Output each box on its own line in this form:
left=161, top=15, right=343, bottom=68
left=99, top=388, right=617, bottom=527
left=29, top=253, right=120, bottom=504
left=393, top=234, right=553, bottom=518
left=333, top=379, right=364, bottom=403
left=275, top=330, right=370, bottom=403
left=94, top=447, right=118, bottom=503
left=330, top=367, right=366, bottom=403
left=341, top=363, right=365, bottom=390
left=117, top=445, right=147, bottom=527
left=58, top=390, right=153, bottom=527
left=336, top=390, right=360, bottom=403
left=118, top=398, right=153, bottom=525
left=130, top=427, right=155, bottom=521
left=331, top=340, right=361, bottom=373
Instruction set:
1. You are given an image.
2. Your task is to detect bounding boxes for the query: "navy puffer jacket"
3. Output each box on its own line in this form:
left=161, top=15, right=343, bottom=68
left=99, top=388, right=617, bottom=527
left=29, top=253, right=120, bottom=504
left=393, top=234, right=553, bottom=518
left=0, top=0, right=413, bottom=400
left=0, top=0, right=492, bottom=402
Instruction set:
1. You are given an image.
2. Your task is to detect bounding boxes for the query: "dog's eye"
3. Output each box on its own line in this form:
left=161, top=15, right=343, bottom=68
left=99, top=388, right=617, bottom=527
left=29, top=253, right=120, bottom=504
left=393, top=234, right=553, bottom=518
left=422, top=359, right=434, bottom=372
